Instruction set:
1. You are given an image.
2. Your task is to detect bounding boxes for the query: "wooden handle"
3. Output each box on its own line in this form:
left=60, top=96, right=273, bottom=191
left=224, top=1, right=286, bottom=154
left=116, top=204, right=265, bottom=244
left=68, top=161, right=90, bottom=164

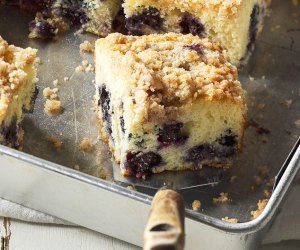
left=143, top=189, right=185, bottom=250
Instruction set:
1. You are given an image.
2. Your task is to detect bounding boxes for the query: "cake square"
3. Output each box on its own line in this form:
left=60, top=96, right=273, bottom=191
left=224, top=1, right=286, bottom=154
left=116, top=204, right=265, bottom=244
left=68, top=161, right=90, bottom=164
left=123, top=0, right=270, bottom=65
left=95, top=33, right=246, bottom=178
left=0, top=36, right=38, bottom=148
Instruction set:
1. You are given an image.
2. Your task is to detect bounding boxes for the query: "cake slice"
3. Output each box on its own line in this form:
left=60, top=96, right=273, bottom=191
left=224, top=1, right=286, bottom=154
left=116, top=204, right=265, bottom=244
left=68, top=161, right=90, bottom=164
left=2, top=0, right=122, bottom=38
left=95, top=33, right=246, bottom=178
left=123, top=0, right=270, bottom=65
left=0, top=36, right=38, bottom=148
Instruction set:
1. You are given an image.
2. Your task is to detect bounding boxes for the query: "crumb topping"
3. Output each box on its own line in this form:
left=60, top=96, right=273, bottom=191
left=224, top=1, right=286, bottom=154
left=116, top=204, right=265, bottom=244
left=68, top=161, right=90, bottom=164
left=48, top=135, right=62, bottom=151
left=213, top=192, right=231, bottom=204
left=98, top=33, right=245, bottom=121
left=251, top=199, right=268, bottom=219
left=79, top=137, right=93, bottom=152
left=80, top=40, right=94, bottom=53
left=0, top=36, right=37, bottom=120
left=192, top=200, right=202, bottom=211
left=44, top=99, right=63, bottom=116
left=222, top=217, right=238, bottom=223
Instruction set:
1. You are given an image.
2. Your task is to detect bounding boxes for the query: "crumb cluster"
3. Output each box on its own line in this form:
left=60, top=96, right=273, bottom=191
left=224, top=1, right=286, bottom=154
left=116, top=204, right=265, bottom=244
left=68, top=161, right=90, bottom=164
left=75, top=60, right=94, bottom=73
left=79, top=137, right=93, bottom=152
left=80, top=40, right=94, bottom=53
left=251, top=199, right=268, bottom=219
left=222, top=217, right=238, bottom=223
left=192, top=200, right=202, bottom=211
left=213, top=192, right=231, bottom=204
left=48, top=135, right=62, bottom=151
left=44, top=99, right=63, bottom=116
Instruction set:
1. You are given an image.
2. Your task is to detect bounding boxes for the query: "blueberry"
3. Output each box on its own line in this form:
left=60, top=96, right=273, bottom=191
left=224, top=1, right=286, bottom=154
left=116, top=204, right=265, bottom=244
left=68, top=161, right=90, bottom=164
left=125, top=151, right=162, bottom=178
left=53, top=0, right=89, bottom=25
left=98, top=85, right=112, bottom=135
left=158, top=122, right=187, bottom=146
left=126, top=7, right=164, bottom=35
left=185, top=141, right=236, bottom=164
left=180, top=14, right=205, bottom=37
left=29, top=19, right=57, bottom=39
left=185, top=43, right=204, bottom=55
left=185, top=144, right=215, bottom=163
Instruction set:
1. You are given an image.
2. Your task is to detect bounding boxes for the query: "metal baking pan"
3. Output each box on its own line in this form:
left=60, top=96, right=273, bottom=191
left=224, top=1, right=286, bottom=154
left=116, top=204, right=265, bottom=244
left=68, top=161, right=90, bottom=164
left=0, top=0, right=300, bottom=249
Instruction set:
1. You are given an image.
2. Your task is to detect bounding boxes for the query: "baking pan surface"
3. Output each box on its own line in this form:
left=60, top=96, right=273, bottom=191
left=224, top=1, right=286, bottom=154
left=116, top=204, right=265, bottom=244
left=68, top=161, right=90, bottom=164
left=0, top=0, right=299, bottom=224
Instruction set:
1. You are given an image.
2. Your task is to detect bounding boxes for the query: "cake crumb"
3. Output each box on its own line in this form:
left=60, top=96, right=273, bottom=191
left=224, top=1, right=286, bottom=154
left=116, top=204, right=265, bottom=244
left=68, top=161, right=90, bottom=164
left=82, top=60, right=89, bottom=67
left=283, top=99, right=293, bottom=109
left=222, top=217, right=238, bottom=223
left=53, top=79, right=59, bottom=86
left=127, top=185, right=137, bottom=191
left=264, top=189, right=272, bottom=199
left=48, top=135, right=62, bottom=151
left=251, top=199, right=269, bottom=219
left=85, top=63, right=95, bottom=73
left=75, top=65, right=84, bottom=72
left=294, top=119, right=300, bottom=128
left=99, top=168, right=107, bottom=180
left=213, top=192, right=231, bottom=204
left=64, top=77, right=69, bottom=82
left=192, top=200, right=202, bottom=211
left=79, top=137, right=93, bottom=152
left=80, top=40, right=94, bottom=53
left=43, top=87, right=58, bottom=99
left=44, top=99, right=63, bottom=116
left=74, top=164, right=80, bottom=171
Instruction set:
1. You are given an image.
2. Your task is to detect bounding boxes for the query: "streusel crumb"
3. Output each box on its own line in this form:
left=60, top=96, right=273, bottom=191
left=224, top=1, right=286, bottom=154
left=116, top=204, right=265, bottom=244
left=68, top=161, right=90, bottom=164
left=192, top=200, right=202, bottom=211
left=79, top=137, right=93, bottom=152
left=80, top=40, right=94, bottom=53
left=222, top=217, right=238, bottom=223
left=43, top=87, right=58, bottom=99
left=294, top=119, right=300, bottom=128
left=251, top=199, right=269, bottom=219
left=48, top=135, right=62, bottom=151
left=44, top=99, right=63, bottom=116
left=213, top=192, right=231, bottom=204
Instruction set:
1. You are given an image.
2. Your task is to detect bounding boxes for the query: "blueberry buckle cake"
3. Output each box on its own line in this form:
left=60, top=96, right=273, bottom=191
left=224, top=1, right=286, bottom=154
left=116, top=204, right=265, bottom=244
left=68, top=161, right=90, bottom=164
left=0, top=36, right=38, bottom=149
left=123, top=0, right=270, bottom=65
left=95, top=33, right=246, bottom=178
left=2, top=0, right=122, bottom=39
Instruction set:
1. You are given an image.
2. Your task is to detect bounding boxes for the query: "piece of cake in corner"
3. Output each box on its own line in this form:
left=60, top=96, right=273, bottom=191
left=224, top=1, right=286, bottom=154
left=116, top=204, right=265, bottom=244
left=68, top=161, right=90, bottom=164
left=2, top=0, right=122, bottom=39
left=123, top=0, right=270, bottom=65
left=0, top=36, right=38, bottom=149
left=95, top=33, right=246, bottom=178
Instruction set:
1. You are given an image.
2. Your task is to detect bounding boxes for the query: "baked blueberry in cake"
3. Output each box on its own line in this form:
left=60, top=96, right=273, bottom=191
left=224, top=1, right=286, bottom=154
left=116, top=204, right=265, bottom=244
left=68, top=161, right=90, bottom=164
left=95, top=33, right=246, bottom=178
left=2, top=0, right=122, bottom=38
left=0, top=36, right=38, bottom=149
left=123, top=0, right=270, bottom=65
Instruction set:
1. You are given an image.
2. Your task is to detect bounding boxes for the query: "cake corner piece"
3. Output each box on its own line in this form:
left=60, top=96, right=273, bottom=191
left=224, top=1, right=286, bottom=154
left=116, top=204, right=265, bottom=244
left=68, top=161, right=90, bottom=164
left=0, top=36, right=38, bottom=149
left=95, top=33, right=246, bottom=179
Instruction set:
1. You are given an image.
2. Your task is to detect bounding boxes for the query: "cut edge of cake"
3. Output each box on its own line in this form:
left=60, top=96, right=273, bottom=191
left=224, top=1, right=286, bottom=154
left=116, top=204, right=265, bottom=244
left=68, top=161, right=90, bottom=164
left=0, top=36, right=38, bottom=149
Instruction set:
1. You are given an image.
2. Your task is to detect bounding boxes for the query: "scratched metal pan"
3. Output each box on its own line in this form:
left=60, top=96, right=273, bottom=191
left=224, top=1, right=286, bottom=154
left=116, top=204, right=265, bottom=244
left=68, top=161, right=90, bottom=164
left=0, top=0, right=300, bottom=249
